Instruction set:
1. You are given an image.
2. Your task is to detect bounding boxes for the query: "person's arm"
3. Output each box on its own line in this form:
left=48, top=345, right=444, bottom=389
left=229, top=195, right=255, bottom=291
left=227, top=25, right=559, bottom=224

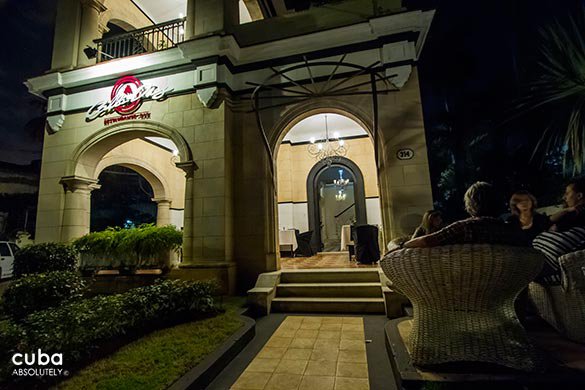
left=549, top=207, right=576, bottom=224
left=403, top=221, right=462, bottom=248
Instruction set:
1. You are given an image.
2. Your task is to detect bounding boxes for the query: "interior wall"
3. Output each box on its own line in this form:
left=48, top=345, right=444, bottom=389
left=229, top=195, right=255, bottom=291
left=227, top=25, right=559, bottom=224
left=276, top=136, right=378, bottom=203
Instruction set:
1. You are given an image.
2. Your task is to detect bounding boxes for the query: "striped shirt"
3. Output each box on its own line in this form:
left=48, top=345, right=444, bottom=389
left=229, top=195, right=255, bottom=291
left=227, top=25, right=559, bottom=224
left=532, top=227, right=585, bottom=284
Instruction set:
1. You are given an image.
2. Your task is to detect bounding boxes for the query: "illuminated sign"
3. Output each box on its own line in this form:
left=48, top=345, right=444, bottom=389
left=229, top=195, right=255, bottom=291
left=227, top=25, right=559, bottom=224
left=85, top=76, right=172, bottom=122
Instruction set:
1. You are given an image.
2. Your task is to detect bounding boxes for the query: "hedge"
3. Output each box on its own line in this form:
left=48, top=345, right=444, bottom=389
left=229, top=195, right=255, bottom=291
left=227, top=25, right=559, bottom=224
left=2, top=271, right=86, bottom=319
left=0, top=279, right=218, bottom=382
left=13, top=243, right=77, bottom=277
left=73, top=224, right=182, bottom=272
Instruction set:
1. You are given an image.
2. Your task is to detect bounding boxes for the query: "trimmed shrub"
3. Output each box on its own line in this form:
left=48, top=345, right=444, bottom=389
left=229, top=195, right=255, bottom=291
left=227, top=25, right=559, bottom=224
left=13, top=243, right=77, bottom=277
left=2, top=271, right=86, bottom=319
left=21, top=279, right=217, bottom=361
left=0, top=321, right=26, bottom=379
left=73, top=224, right=182, bottom=272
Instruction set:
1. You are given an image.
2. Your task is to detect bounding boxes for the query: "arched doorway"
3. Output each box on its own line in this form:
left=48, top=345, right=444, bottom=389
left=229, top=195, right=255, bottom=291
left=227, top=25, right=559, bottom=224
left=307, top=157, right=367, bottom=252
left=274, top=110, right=382, bottom=266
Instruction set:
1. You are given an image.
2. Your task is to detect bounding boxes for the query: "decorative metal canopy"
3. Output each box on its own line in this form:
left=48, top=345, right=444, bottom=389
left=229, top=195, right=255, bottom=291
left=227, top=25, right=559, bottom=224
left=237, top=55, right=402, bottom=188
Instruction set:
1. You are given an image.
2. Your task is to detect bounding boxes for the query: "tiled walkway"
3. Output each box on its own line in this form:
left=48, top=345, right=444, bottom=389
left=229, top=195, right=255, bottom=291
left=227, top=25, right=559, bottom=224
left=280, top=253, right=378, bottom=269
left=231, top=316, right=370, bottom=390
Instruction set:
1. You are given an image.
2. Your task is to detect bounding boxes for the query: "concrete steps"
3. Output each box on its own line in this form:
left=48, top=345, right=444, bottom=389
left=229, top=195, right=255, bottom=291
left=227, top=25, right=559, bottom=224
left=271, top=297, right=385, bottom=313
left=271, top=268, right=385, bottom=314
left=277, top=282, right=382, bottom=298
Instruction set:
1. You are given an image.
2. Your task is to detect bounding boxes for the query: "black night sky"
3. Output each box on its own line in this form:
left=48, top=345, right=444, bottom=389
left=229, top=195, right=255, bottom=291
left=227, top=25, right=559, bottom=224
left=0, top=0, right=582, bottom=219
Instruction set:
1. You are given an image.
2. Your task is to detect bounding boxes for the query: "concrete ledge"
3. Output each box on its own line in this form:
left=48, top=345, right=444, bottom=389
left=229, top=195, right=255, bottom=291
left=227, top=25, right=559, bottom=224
left=168, top=313, right=255, bottom=390
left=247, top=271, right=281, bottom=316
left=171, top=262, right=237, bottom=295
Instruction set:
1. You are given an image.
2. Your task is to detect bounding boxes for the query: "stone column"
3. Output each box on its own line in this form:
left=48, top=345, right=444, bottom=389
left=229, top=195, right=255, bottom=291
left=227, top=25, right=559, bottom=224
left=153, top=198, right=172, bottom=226
left=59, top=176, right=101, bottom=242
left=185, top=0, right=239, bottom=39
left=176, top=161, right=198, bottom=265
left=77, top=0, right=107, bottom=67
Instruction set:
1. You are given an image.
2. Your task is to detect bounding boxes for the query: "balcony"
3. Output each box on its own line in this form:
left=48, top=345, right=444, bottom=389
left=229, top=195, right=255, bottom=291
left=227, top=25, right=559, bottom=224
left=93, top=18, right=186, bottom=63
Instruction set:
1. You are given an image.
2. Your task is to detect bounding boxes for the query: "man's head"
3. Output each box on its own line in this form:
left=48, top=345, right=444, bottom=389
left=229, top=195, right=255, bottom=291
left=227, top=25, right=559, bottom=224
left=563, top=177, right=585, bottom=208
left=464, top=181, right=500, bottom=217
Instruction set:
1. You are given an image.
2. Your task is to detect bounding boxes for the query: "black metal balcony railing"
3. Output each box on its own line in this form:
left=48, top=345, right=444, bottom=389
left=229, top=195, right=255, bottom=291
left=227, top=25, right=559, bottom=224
left=94, top=18, right=186, bottom=63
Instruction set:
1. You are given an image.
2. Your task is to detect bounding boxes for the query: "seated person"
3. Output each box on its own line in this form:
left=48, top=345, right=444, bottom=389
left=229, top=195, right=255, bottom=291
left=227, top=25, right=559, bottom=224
left=402, top=182, right=528, bottom=249
left=533, top=178, right=585, bottom=284
left=411, top=210, right=444, bottom=239
left=506, top=190, right=551, bottom=242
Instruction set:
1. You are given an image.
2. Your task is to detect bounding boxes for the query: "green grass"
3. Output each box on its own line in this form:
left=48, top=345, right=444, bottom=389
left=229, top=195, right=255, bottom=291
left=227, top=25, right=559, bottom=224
left=55, top=297, right=246, bottom=390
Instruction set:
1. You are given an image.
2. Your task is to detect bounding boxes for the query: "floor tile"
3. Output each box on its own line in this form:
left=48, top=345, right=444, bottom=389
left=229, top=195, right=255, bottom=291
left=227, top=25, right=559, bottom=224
left=245, top=358, right=281, bottom=373
left=275, top=359, right=308, bottom=375
left=295, top=329, right=319, bottom=339
left=266, top=337, right=293, bottom=348
left=320, top=323, right=342, bottom=331
left=303, top=317, right=323, bottom=323
left=341, top=331, right=365, bottom=340
left=313, top=338, right=340, bottom=349
left=334, top=377, right=369, bottom=390
left=257, top=347, right=287, bottom=359
left=337, top=349, right=367, bottom=363
left=317, top=330, right=341, bottom=340
left=336, top=362, right=368, bottom=378
left=265, top=373, right=303, bottom=390
left=304, top=359, right=337, bottom=376
left=299, top=375, right=335, bottom=390
left=231, top=371, right=272, bottom=389
left=341, top=324, right=363, bottom=332
left=339, top=339, right=365, bottom=351
left=290, top=338, right=316, bottom=349
left=299, top=322, right=321, bottom=330
left=274, top=328, right=298, bottom=338
left=280, top=253, right=378, bottom=269
left=321, top=317, right=344, bottom=324
left=342, top=317, right=363, bottom=325
left=283, top=348, right=313, bottom=360
left=310, top=348, right=339, bottom=362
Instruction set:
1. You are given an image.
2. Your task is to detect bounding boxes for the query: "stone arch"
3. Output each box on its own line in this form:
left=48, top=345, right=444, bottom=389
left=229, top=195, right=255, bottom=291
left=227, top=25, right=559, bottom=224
left=270, top=98, right=374, bottom=161
left=68, top=120, right=193, bottom=179
left=95, top=156, right=170, bottom=201
left=105, top=18, right=136, bottom=33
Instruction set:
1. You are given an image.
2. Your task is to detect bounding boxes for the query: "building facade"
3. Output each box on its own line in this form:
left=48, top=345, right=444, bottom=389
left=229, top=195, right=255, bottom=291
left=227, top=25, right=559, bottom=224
left=26, top=0, right=435, bottom=292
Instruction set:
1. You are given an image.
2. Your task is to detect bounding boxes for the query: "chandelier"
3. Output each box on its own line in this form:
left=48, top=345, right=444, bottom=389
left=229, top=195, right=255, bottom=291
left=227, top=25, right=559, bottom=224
left=333, top=169, right=349, bottom=188
left=307, top=114, right=348, bottom=165
left=335, top=189, right=347, bottom=202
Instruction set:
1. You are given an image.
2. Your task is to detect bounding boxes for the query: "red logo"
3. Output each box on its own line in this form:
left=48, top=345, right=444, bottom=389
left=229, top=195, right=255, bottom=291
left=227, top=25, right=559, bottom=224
left=111, top=76, right=143, bottom=115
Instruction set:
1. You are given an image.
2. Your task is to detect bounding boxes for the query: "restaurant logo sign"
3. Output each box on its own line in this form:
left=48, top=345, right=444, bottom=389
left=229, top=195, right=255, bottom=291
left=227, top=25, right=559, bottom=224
left=86, top=76, right=172, bottom=122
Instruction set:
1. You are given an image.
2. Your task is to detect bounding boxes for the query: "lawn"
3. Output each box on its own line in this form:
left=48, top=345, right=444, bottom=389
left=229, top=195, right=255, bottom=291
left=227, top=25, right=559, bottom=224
left=55, top=298, right=246, bottom=390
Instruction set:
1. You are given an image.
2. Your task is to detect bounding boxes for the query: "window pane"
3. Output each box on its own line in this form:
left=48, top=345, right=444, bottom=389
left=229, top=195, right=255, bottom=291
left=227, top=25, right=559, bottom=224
left=9, top=243, right=19, bottom=256
left=0, top=244, right=10, bottom=257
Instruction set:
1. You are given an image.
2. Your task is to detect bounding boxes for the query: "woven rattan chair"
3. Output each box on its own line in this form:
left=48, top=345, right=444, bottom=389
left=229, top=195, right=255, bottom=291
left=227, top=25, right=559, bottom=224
left=529, top=249, right=585, bottom=343
left=380, top=244, right=546, bottom=372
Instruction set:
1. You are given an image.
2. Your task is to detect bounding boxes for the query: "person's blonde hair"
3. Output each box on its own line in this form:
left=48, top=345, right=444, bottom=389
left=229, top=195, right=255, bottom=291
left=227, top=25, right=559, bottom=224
left=420, top=210, right=442, bottom=233
left=509, top=190, right=537, bottom=216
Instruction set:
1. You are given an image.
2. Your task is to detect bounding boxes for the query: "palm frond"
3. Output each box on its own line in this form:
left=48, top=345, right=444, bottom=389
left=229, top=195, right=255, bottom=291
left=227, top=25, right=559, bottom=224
left=514, top=7, right=585, bottom=174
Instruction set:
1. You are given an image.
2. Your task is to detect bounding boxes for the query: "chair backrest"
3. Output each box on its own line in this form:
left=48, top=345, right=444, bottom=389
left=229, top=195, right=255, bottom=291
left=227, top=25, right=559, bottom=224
left=381, top=244, right=545, bottom=310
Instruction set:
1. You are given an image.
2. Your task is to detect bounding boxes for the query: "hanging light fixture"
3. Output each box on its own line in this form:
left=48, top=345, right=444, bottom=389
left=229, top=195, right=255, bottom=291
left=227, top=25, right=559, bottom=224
left=333, top=169, right=350, bottom=188
left=307, top=114, right=348, bottom=166
left=335, top=189, right=347, bottom=202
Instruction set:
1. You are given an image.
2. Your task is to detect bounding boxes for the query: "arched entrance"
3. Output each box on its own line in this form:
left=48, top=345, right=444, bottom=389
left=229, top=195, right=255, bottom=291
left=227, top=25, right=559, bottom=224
left=91, top=165, right=157, bottom=231
left=60, top=120, right=194, bottom=243
left=306, top=157, right=367, bottom=252
left=274, top=109, right=382, bottom=267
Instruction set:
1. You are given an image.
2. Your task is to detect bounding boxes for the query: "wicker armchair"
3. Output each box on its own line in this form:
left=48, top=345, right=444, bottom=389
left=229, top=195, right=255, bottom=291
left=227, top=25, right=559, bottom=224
left=380, top=244, right=546, bottom=372
left=528, top=249, right=585, bottom=343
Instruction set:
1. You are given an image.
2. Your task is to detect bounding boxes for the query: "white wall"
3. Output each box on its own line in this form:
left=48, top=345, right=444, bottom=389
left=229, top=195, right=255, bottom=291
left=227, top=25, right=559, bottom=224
left=278, top=202, right=309, bottom=232
left=366, top=197, right=382, bottom=227
left=170, top=209, right=184, bottom=229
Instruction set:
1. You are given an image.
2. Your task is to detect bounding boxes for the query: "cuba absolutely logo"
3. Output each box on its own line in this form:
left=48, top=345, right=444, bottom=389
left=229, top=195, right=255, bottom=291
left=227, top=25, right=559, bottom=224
left=11, top=350, right=68, bottom=377
left=85, top=75, right=173, bottom=122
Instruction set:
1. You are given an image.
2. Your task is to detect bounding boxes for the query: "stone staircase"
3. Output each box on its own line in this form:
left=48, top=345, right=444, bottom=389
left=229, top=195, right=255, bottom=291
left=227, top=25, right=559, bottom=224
left=270, top=268, right=385, bottom=313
